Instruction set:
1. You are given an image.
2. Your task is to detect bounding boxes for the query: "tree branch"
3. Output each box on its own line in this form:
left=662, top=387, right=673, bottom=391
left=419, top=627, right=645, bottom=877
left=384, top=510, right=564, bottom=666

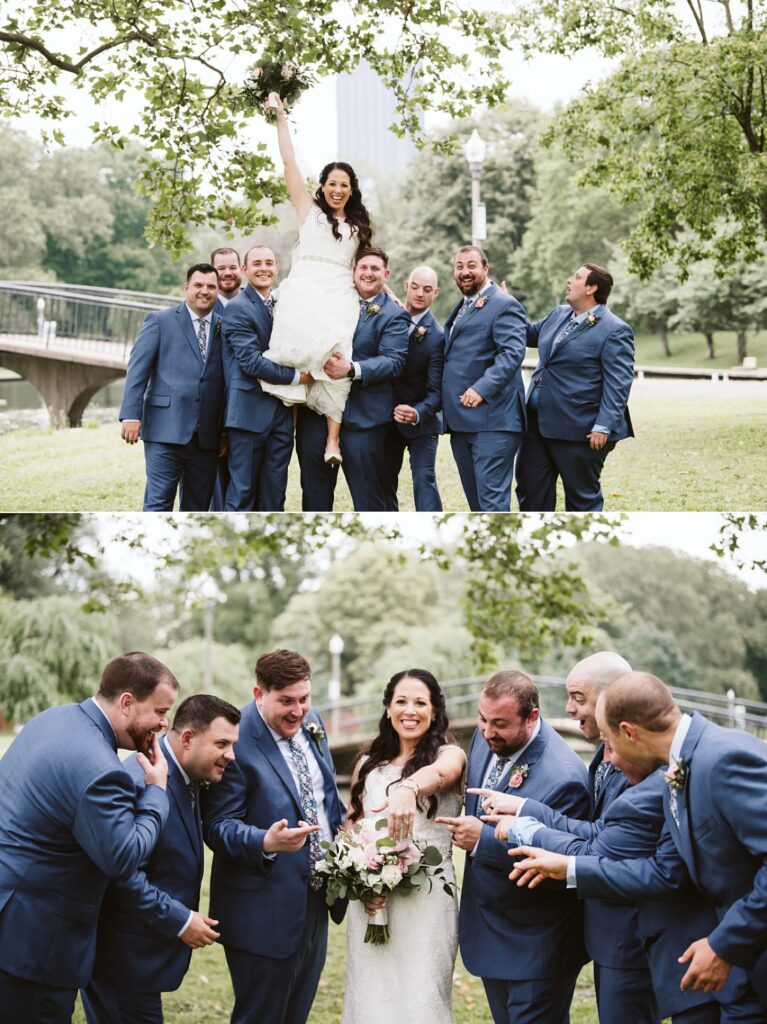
left=684, top=0, right=708, bottom=43
left=0, top=27, right=158, bottom=74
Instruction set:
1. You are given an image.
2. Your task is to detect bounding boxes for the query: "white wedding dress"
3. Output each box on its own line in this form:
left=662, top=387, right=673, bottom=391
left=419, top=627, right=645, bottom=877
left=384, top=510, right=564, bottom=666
left=340, top=755, right=463, bottom=1024
left=259, top=203, right=359, bottom=423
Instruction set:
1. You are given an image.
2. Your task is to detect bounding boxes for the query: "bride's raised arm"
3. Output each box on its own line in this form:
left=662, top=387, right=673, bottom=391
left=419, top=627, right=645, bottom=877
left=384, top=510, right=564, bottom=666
left=272, top=95, right=314, bottom=224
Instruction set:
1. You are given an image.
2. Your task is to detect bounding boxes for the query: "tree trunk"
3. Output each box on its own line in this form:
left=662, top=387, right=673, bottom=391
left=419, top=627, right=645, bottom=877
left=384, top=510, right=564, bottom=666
left=658, top=325, right=672, bottom=357
left=737, top=331, right=748, bottom=363
left=704, top=332, right=715, bottom=360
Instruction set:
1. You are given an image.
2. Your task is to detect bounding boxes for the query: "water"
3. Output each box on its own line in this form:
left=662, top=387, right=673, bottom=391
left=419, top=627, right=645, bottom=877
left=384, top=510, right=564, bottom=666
left=0, top=378, right=125, bottom=433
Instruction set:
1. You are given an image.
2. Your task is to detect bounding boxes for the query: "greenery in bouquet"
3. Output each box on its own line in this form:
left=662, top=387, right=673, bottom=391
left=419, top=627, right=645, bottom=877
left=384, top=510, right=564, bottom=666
left=243, top=57, right=315, bottom=122
left=314, top=817, right=456, bottom=945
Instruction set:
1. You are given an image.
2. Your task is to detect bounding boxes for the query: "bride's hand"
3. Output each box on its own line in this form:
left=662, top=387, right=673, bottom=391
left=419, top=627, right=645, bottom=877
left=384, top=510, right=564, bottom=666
left=267, top=92, right=287, bottom=119
left=362, top=894, right=387, bottom=916
left=372, top=787, right=417, bottom=842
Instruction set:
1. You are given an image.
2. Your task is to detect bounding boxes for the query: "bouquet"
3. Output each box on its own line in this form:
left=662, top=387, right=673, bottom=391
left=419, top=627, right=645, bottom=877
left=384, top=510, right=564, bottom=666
left=314, top=817, right=456, bottom=944
left=242, top=57, right=315, bottom=122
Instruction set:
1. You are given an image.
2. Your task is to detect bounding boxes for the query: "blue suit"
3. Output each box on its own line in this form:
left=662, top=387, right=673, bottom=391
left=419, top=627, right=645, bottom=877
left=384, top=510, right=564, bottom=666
left=221, top=285, right=298, bottom=511
left=0, top=700, right=168, bottom=1022
left=119, top=302, right=225, bottom=511
left=460, top=718, right=590, bottom=1024
left=83, top=735, right=205, bottom=1023
left=296, top=291, right=410, bottom=511
left=576, top=713, right=767, bottom=1013
left=516, top=303, right=634, bottom=512
left=202, top=704, right=345, bottom=1024
left=528, top=768, right=726, bottom=1021
left=383, top=309, right=445, bottom=511
left=442, top=283, right=527, bottom=511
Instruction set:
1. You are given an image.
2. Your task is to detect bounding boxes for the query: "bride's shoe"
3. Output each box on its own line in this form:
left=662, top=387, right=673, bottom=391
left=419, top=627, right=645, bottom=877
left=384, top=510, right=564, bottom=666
left=324, top=449, right=342, bottom=468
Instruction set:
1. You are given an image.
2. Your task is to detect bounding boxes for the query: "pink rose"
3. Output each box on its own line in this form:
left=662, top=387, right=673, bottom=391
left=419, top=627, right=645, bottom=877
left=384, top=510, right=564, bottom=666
left=508, top=771, right=524, bottom=789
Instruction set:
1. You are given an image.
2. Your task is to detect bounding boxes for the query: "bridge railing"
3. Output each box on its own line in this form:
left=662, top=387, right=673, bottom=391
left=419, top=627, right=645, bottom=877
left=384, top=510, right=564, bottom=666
left=316, top=675, right=767, bottom=749
left=0, top=281, right=176, bottom=356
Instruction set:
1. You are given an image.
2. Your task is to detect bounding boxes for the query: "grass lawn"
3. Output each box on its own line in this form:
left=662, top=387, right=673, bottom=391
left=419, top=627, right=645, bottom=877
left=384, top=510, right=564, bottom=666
left=634, top=329, right=767, bottom=369
left=2, top=390, right=765, bottom=511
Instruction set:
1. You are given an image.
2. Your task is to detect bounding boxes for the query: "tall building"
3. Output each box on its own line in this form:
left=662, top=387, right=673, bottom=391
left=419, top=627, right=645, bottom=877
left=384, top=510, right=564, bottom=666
left=336, top=62, right=423, bottom=181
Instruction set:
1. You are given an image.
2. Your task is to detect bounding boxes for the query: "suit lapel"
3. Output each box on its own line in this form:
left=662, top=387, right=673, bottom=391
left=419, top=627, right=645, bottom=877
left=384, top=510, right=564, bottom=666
left=447, top=284, right=496, bottom=348
left=251, top=706, right=303, bottom=810
left=79, top=698, right=118, bottom=752
left=163, top=736, right=202, bottom=858
left=177, top=305, right=204, bottom=369
left=673, top=713, right=707, bottom=890
left=246, top=286, right=272, bottom=340
left=466, top=734, right=493, bottom=816
left=302, top=719, right=341, bottom=828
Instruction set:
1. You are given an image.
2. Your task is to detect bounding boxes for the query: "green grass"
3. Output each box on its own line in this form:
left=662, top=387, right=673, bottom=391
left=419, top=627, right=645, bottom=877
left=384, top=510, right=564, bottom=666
left=634, top=329, right=767, bottom=369
left=2, top=391, right=765, bottom=511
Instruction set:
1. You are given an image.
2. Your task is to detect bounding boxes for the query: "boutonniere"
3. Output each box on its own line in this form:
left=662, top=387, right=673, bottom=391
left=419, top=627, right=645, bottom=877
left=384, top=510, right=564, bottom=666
left=214, top=320, right=222, bottom=337
left=506, top=763, right=529, bottom=789
left=365, top=302, right=381, bottom=319
left=414, top=325, right=427, bottom=341
left=474, top=296, right=487, bottom=309
left=664, top=757, right=687, bottom=792
left=306, top=721, right=326, bottom=754
left=585, top=313, right=599, bottom=327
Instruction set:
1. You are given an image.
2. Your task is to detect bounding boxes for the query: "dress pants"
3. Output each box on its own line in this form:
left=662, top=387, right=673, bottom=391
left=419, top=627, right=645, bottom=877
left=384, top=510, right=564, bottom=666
left=593, top=963, right=658, bottom=1024
left=383, top=426, right=442, bottom=511
left=224, top=889, right=328, bottom=1024
left=515, top=408, right=615, bottom=512
left=482, top=969, right=579, bottom=1024
left=224, top=410, right=293, bottom=511
left=142, top=437, right=218, bottom=511
left=295, top=406, right=338, bottom=511
left=450, top=430, right=520, bottom=511
left=0, top=968, right=77, bottom=1024
left=81, top=978, right=163, bottom=1024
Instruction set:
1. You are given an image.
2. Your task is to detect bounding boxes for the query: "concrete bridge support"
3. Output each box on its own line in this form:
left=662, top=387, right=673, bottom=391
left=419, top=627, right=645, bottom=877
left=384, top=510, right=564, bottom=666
left=0, top=352, right=125, bottom=427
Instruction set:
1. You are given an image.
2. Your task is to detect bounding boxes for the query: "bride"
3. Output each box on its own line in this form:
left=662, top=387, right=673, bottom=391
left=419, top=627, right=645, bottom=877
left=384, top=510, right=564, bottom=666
left=259, top=94, right=373, bottom=465
left=341, top=670, right=466, bottom=1024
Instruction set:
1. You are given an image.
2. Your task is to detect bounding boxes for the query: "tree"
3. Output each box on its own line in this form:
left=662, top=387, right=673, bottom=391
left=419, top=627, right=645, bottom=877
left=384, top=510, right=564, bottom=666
left=0, top=0, right=511, bottom=254
left=510, top=0, right=767, bottom=277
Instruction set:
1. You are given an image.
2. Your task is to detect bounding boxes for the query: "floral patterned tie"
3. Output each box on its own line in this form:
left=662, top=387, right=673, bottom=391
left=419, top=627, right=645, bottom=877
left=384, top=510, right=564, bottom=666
left=196, top=318, right=207, bottom=360
left=484, top=755, right=510, bottom=791
left=287, top=738, right=323, bottom=890
left=593, top=760, right=610, bottom=803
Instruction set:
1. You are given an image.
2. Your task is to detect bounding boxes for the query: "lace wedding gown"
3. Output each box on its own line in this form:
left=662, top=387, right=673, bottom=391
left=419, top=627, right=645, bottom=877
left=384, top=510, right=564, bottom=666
left=259, top=204, right=359, bottom=423
left=341, top=756, right=462, bottom=1024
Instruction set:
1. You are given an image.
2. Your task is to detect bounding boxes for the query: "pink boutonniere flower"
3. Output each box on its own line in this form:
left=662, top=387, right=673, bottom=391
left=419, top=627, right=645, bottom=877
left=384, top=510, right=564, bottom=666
left=585, top=313, right=599, bottom=327
left=664, top=757, right=687, bottom=792
left=414, top=325, right=427, bottom=341
left=475, top=296, right=487, bottom=309
left=507, top=763, right=529, bottom=789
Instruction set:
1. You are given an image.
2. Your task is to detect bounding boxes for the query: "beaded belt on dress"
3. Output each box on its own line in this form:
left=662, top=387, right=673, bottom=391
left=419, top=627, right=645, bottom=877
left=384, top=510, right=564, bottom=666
left=295, top=254, right=352, bottom=269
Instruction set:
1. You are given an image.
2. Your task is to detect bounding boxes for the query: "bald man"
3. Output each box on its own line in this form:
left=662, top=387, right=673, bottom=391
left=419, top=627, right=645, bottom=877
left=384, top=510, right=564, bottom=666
left=509, top=672, right=767, bottom=1017
left=382, top=266, right=445, bottom=511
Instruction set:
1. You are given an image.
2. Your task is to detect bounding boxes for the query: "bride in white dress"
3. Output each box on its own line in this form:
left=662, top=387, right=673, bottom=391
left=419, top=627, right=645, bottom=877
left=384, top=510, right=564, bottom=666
left=341, top=669, right=466, bottom=1024
left=259, top=95, right=374, bottom=465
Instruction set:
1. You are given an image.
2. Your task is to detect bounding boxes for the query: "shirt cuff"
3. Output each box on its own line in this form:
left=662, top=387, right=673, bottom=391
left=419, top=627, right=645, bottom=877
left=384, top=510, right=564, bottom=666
left=353, top=361, right=362, bottom=381
left=412, top=409, right=420, bottom=425
left=512, top=816, right=544, bottom=846
left=592, top=423, right=610, bottom=435
left=291, top=369, right=301, bottom=386
left=177, top=910, right=194, bottom=937
left=263, top=850, right=277, bottom=862
left=566, top=856, right=577, bottom=889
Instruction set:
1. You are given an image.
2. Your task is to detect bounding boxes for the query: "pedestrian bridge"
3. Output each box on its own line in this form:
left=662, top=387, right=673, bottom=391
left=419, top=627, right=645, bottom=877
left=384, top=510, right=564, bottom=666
left=0, top=281, right=175, bottom=427
left=317, top=674, right=767, bottom=775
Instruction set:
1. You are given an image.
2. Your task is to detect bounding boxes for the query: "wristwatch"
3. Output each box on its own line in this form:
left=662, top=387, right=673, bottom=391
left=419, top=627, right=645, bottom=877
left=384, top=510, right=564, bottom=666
left=347, top=363, right=356, bottom=379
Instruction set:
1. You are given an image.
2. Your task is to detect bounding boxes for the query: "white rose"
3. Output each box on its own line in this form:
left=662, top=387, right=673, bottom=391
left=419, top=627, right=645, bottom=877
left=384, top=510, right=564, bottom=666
left=381, top=864, right=402, bottom=890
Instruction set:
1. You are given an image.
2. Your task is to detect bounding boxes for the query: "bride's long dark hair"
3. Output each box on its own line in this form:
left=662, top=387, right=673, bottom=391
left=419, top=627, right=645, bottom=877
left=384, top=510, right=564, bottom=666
left=314, top=161, right=373, bottom=253
left=348, top=669, right=451, bottom=823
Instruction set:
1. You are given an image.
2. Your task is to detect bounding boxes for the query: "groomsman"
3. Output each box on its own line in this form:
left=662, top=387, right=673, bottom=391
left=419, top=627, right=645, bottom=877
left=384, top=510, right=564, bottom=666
left=510, top=672, right=767, bottom=1011
left=297, top=246, right=410, bottom=511
left=436, top=669, right=589, bottom=1024
left=222, top=245, right=310, bottom=511
left=516, top=263, right=634, bottom=511
left=83, top=695, right=241, bottom=1024
left=120, top=263, right=226, bottom=511
left=0, top=653, right=175, bottom=1023
left=209, top=246, right=243, bottom=509
left=203, top=650, right=346, bottom=1024
left=442, top=246, right=527, bottom=511
left=383, top=265, right=445, bottom=511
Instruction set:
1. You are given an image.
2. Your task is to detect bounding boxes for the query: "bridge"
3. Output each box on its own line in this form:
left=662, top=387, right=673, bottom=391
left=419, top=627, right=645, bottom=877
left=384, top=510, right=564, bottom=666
left=316, top=674, right=767, bottom=776
left=0, top=281, right=175, bottom=427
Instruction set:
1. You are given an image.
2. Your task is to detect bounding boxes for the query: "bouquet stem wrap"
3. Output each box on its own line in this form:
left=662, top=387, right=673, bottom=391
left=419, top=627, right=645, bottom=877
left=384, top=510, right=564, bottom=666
left=364, top=905, right=390, bottom=945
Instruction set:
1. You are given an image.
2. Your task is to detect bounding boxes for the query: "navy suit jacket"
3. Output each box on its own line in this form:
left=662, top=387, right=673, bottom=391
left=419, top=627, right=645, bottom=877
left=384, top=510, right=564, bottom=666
left=459, top=717, right=590, bottom=981
left=91, top=735, right=204, bottom=994
left=529, top=769, right=718, bottom=1016
left=202, top=704, right=345, bottom=959
left=0, top=700, right=168, bottom=988
left=221, top=284, right=296, bottom=433
left=344, top=292, right=410, bottom=432
left=119, top=302, right=225, bottom=449
left=576, top=713, right=767, bottom=1001
left=526, top=304, right=634, bottom=442
left=393, top=309, right=444, bottom=439
left=442, top=283, right=527, bottom=435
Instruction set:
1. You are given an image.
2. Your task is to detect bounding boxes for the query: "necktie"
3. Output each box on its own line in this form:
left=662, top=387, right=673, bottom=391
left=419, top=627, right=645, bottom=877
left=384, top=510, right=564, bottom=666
left=196, top=318, right=207, bottom=360
left=593, top=760, right=610, bottom=803
left=264, top=296, right=275, bottom=318
left=287, top=738, right=323, bottom=890
left=359, top=298, right=368, bottom=316
left=552, top=316, right=578, bottom=353
left=484, top=755, right=510, bottom=791
left=186, top=781, right=196, bottom=808
left=454, top=297, right=472, bottom=324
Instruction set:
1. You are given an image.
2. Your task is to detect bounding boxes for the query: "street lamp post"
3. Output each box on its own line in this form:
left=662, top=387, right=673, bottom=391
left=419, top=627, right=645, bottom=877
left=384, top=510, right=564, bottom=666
left=328, top=633, right=344, bottom=739
left=465, top=129, right=487, bottom=249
